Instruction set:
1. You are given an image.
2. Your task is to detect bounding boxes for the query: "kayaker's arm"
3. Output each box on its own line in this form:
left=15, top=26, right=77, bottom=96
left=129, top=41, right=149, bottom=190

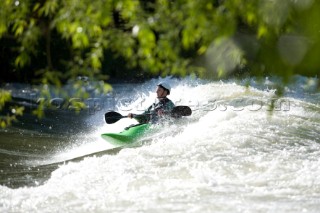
left=128, top=104, right=153, bottom=123
left=104, top=106, right=191, bottom=124
left=128, top=113, right=150, bottom=124
left=128, top=101, right=175, bottom=123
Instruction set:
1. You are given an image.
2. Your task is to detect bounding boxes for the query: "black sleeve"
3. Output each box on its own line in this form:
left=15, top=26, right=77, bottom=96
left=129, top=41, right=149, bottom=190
left=134, top=105, right=153, bottom=123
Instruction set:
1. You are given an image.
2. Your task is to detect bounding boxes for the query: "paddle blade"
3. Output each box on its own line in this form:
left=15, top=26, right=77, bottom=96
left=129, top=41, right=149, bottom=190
left=104, top=111, right=125, bottom=124
left=171, top=106, right=192, bottom=118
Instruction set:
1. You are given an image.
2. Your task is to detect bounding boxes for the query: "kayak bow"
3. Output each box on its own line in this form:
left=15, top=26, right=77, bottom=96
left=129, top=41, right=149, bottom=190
left=101, top=124, right=150, bottom=145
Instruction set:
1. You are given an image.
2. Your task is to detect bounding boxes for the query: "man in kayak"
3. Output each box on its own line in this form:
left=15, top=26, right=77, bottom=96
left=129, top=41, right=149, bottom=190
left=128, top=82, right=175, bottom=124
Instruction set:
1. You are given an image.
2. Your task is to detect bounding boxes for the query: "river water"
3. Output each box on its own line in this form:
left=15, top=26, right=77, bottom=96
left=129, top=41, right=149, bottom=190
left=0, top=76, right=319, bottom=212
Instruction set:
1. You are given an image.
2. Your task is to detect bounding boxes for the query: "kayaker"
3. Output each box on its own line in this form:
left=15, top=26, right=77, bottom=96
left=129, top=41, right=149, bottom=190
left=128, top=82, right=175, bottom=124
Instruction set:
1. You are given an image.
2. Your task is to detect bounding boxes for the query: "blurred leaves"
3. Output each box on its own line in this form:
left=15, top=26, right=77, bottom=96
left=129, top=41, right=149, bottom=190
left=0, top=89, right=24, bottom=127
left=1, top=0, right=318, bottom=81
left=0, top=90, right=11, bottom=111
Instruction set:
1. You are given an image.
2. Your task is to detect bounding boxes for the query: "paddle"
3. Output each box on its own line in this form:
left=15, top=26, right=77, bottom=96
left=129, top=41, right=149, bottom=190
left=104, top=106, right=192, bottom=124
left=170, top=105, right=192, bottom=117
left=104, top=111, right=127, bottom=124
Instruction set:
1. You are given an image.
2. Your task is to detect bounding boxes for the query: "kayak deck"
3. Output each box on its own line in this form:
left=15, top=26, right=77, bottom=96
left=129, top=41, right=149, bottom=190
left=101, top=124, right=150, bottom=145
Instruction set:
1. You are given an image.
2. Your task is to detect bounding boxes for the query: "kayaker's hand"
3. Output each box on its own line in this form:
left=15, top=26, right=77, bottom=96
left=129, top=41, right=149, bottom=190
left=128, top=113, right=133, bottom=119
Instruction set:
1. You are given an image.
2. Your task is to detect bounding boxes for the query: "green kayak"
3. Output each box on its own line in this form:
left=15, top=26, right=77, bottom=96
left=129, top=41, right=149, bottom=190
left=101, top=106, right=192, bottom=145
left=101, top=124, right=151, bottom=145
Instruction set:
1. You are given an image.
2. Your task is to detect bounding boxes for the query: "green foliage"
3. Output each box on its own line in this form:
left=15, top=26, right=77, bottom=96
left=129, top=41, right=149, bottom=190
left=0, top=0, right=319, bottom=81
left=0, top=89, right=24, bottom=128
left=0, top=90, right=11, bottom=111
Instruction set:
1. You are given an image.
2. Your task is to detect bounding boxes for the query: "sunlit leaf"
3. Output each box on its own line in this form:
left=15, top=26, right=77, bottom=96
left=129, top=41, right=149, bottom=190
left=197, top=46, right=207, bottom=55
left=15, top=52, right=30, bottom=68
left=258, top=25, right=268, bottom=38
left=0, top=90, right=11, bottom=110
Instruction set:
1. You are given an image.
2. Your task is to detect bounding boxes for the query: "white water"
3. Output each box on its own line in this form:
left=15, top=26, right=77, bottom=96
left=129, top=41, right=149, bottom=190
left=1, top=77, right=320, bottom=212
